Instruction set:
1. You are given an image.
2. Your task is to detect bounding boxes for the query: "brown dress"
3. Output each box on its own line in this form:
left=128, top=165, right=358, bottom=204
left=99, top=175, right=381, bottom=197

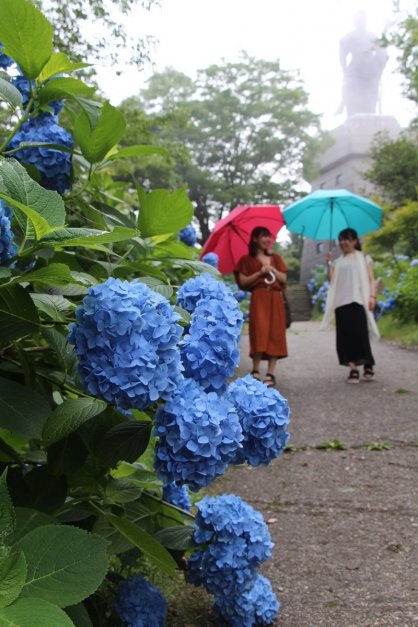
left=235, top=253, right=288, bottom=360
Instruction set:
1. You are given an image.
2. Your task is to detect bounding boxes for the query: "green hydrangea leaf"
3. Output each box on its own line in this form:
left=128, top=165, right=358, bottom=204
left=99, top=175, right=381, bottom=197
left=38, top=77, right=94, bottom=106
left=0, top=76, right=22, bottom=108
left=38, top=53, right=91, bottom=82
left=0, top=377, right=51, bottom=439
left=0, top=0, right=53, bottom=80
left=43, top=398, right=107, bottom=447
left=137, top=187, right=194, bottom=237
left=0, top=598, right=74, bottom=626
left=74, top=102, right=126, bottom=164
left=16, top=525, right=108, bottom=607
left=106, top=515, right=178, bottom=577
left=0, top=159, right=65, bottom=240
left=0, top=285, right=40, bottom=346
left=0, top=470, right=15, bottom=542
left=0, top=549, right=27, bottom=609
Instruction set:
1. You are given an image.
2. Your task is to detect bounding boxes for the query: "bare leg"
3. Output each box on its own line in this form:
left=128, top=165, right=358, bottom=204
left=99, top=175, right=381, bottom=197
left=267, top=357, right=277, bottom=377
left=251, top=353, right=262, bottom=379
left=264, top=357, right=278, bottom=387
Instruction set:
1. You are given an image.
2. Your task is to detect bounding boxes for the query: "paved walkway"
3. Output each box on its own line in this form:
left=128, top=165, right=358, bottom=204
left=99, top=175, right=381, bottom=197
left=217, top=321, right=418, bottom=626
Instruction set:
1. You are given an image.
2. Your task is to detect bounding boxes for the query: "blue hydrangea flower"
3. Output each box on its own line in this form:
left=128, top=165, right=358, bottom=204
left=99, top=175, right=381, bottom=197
left=201, top=252, right=219, bottom=268
left=11, top=75, right=34, bottom=108
left=214, top=574, right=280, bottom=626
left=115, top=575, right=167, bottom=627
left=177, top=273, right=236, bottom=313
left=7, top=112, right=73, bottom=194
left=154, top=379, right=243, bottom=492
left=187, top=495, right=273, bottom=595
left=179, top=224, right=197, bottom=246
left=410, top=258, right=418, bottom=267
left=180, top=297, right=243, bottom=392
left=162, top=482, right=192, bottom=512
left=0, top=42, right=12, bottom=69
left=68, top=278, right=184, bottom=410
left=225, top=375, right=290, bottom=466
left=11, top=74, right=63, bottom=116
left=0, top=200, right=18, bottom=265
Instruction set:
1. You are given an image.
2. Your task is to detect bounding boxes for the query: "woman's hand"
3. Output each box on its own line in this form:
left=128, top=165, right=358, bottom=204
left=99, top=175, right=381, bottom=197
left=368, top=296, right=376, bottom=311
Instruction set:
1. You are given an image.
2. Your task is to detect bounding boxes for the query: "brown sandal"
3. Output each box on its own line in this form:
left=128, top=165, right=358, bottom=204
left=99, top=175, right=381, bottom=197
left=347, top=369, right=360, bottom=384
left=264, top=374, right=276, bottom=387
left=251, top=370, right=261, bottom=381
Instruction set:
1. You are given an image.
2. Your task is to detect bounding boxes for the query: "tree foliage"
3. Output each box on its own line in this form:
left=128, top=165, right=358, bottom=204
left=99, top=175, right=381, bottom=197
left=37, top=0, right=159, bottom=68
left=120, top=56, right=324, bottom=242
left=364, top=131, right=418, bottom=205
left=385, top=1, right=418, bottom=106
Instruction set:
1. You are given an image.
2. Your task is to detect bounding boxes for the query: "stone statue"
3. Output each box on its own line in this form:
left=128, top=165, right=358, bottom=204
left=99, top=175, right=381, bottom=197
left=336, top=11, right=388, bottom=117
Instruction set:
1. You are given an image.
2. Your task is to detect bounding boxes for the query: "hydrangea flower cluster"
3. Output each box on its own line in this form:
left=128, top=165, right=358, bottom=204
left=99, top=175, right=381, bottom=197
left=11, top=74, right=64, bottom=116
left=226, top=375, right=290, bottom=467
left=7, top=112, right=73, bottom=194
left=11, top=75, right=34, bottom=108
left=188, top=495, right=278, bottom=622
left=115, top=575, right=167, bottom=627
left=409, top=258, right=418, bottom=267
left=0, top=201, right=18, bottom=265
left=179, top=224, right=197, bottom=246
left=180, top=296, right=243, bottom=392
left=214, top=574, right=280, bottom=626
left=162, top=482, right=192, bottom=512
left=0, top=42, right=12, bottom=69
left=177, top=272, right=236, bottom=313
left=68, top=278, right=184, bottom=410
left=201, top=252, right=219, bottom=268
left=154, top=379, right=243, bottom=492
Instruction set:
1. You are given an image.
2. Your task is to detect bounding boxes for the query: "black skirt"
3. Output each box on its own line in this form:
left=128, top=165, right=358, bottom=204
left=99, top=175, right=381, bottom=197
left=335, top=302, right=375, bottom=367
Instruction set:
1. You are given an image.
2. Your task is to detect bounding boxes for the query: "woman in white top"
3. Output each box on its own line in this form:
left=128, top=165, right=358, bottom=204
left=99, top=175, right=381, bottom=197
left=321, top=228, right=380, bottom=383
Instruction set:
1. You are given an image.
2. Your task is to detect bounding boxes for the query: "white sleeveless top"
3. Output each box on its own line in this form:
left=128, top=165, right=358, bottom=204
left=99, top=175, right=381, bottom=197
left=333, top=253, right=372, bottom=309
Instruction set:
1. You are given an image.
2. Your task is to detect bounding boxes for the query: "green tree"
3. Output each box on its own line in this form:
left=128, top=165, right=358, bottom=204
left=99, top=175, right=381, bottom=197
left=37, top=0, right=159, bottom=68
left=122, top=56, right=324, bottom=242
left=385, top=1, right=418, bottom=106
left=364, top=131, right=418, bottom=205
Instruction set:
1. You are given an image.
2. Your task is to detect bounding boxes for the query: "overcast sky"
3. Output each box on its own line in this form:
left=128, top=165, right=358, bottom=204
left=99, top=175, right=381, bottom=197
left=95, top=0, right=415, bottom=130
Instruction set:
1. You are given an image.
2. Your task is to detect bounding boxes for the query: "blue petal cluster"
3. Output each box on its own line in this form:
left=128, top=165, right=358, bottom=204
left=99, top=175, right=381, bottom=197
left=154, top=379, right=242, bottom=492
left=179, top=224, right=197, bottom=246
left=187, top=494, right=273, bottom=596
left=162, top=482, right=192, bottom=512
left=201, top=252, right=219, bottom=268
left=115, top=575, right=167, bottom=627
left=176, top=273, right=236, bottom=313
left=0, top=200, right=18, bottom=265
left=11, top=75, right=34, bottom=108
left=226, top=375, right=290, bottom=466
left=214, top=574, right=280, bottom=626
left=7, top=112, right=73, bottom=194
left=180, top=296, right=243, bottom=392
left=0, top=42, right=12, bottom=69
left=68, top=278, right=184, bottom=410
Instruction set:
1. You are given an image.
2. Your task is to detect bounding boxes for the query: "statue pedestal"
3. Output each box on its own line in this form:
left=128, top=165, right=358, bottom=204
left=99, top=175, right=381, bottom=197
left=299, top=114, right=401, bottom=284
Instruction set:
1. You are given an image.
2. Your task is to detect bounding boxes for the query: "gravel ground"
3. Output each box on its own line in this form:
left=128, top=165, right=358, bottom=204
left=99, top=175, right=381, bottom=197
left=214, top=321, right=418, bottom=627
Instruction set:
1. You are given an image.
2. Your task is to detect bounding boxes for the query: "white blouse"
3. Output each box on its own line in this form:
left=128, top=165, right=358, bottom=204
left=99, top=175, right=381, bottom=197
left=333, top=253, right=372, bottom=309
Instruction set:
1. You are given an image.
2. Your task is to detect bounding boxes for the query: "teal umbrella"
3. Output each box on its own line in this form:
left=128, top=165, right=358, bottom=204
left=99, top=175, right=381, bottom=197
left=282, top=189, right=382, bottom=246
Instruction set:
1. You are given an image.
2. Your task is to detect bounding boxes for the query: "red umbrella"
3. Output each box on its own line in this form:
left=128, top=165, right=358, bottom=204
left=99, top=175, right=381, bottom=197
left=200, top=205, right=285, bottom=274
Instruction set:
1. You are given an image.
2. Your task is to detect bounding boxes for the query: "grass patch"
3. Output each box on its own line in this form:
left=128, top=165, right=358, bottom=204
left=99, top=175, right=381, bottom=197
left=377, top=315, right=418, bottom=348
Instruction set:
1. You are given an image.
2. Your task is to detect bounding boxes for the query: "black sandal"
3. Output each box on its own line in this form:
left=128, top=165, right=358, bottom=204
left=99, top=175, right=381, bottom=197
left=264, top=374, right=276, bottom=387
left=251, top=370, right=261, bottom=381
left=347, top=369, right=360, bottom=384
left=363, top=366, right=374, bottom=381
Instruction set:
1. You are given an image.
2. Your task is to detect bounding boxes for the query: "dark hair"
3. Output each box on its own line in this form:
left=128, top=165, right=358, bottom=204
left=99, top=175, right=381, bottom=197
left=249, top=226, right=272, bottom=257
left=338, top=227, right=362, bottom=251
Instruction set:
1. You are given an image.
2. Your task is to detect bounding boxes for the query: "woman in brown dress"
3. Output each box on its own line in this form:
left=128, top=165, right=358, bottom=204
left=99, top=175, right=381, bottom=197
left=235, top=226, right=288, bottom=387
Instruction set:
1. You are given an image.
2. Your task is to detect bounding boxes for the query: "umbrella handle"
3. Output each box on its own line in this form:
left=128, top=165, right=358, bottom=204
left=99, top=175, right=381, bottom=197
left=264, top=271, right=276, bottom=285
